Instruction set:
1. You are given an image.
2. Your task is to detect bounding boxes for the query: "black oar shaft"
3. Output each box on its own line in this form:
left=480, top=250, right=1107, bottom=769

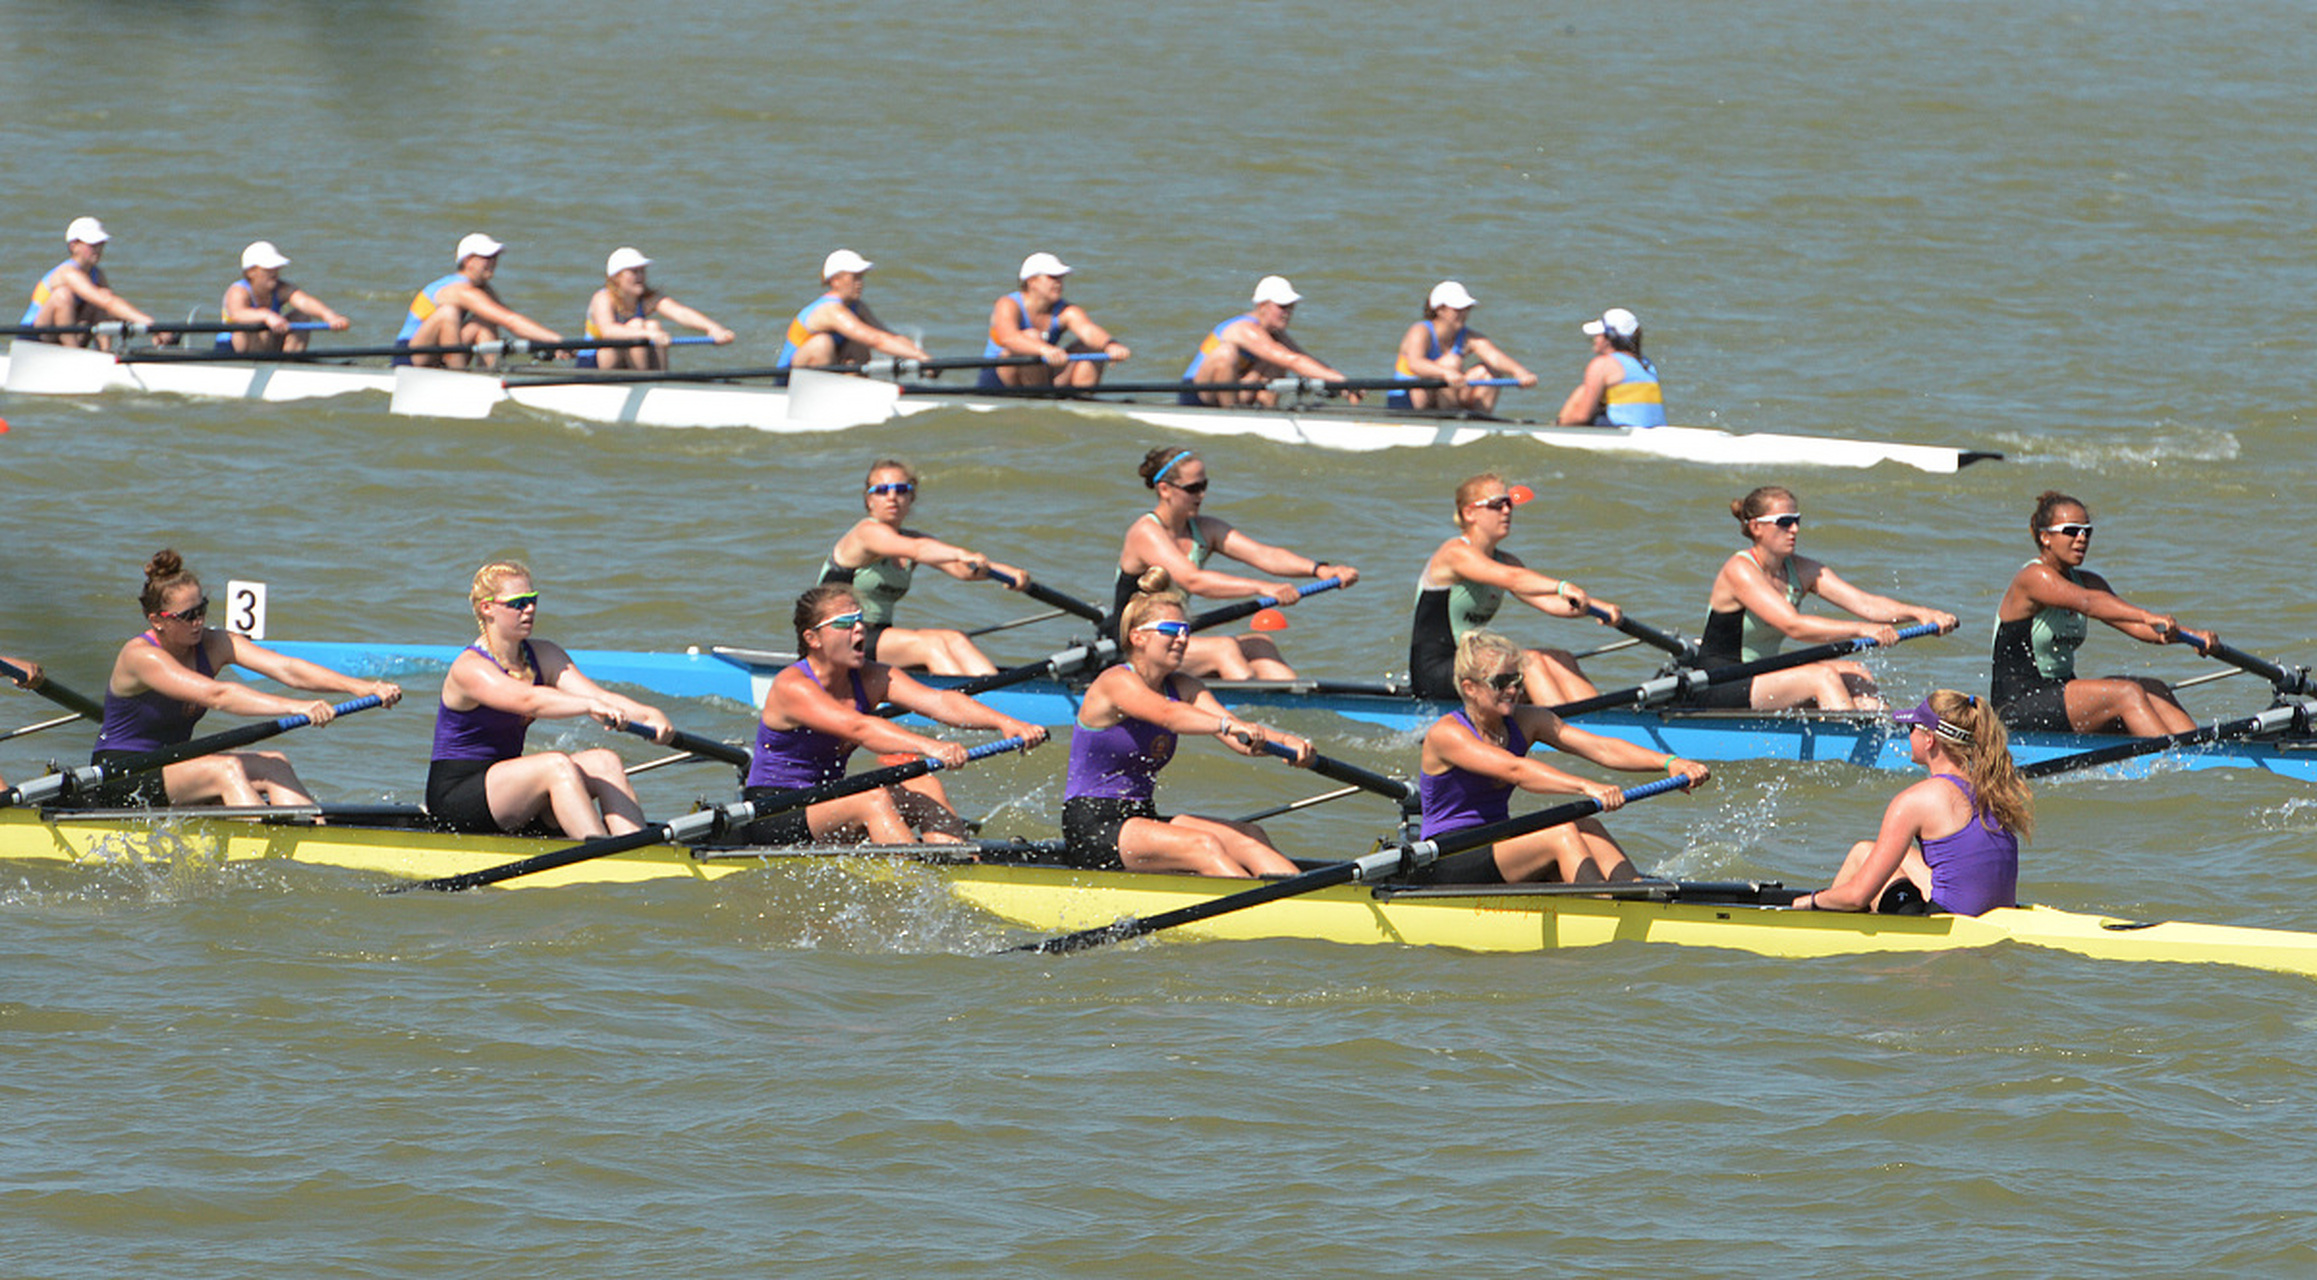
left=0, top=659, right=104, bottom=721
left=4, top=694, right=385, bottom=810
left=982, top=568, right=1109, bottom=625
left=1186, top=576, right=1345, bottom=633
left=1549, top=622, right=1944, bottom=719
left=2021, top=705, right=2311, bottom=779
left=619, top=721, right=750, bottom=769
left=2196, top=639, right=2313, bottom=696
left=1585, top=606, right=1696, bottom=661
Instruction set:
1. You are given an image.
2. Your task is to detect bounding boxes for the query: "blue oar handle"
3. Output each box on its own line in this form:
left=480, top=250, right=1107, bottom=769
left=947, top=735, right=1033, bottom=768
left=1850, top=621, right=1943, bottom=651
left=276, top=693, right=384, bottom=730
left=1262, top=575, right=1346, bottom=610
left=1612, top=773, right=1697, bottom=806
left=1066, top=352, right=1112, bottom=362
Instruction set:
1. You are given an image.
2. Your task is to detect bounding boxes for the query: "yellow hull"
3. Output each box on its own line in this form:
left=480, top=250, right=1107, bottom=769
left=933, top=863, right=2317, bottom=979
left=0, top=805, right=752, bottom=889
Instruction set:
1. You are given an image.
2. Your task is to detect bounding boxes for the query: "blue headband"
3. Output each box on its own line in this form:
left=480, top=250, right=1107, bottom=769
left=1151, top=450, right=1194, bottom=487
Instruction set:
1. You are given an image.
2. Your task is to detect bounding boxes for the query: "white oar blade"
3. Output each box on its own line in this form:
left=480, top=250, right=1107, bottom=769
left=3, top=339, right=120, bottom=395
left=391, top=366, right=508, bottom=420
left=787, top=368, right=900, bottom=427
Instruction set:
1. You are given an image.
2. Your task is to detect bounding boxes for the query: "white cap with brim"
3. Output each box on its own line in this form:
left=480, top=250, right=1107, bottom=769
left=66, top=216, right=111, bottom=245
left=1429, top=280, right=1478, bottom=311
left=605, top=246, right=653, bottom=276
left=241, top=240, right=291, bottom=271
left=1019, top=251, right=1072, bottom=281
left=1252, top=275, right=1302, bottom=306
left=455, top=232, right=505, bottom=264
left=1582, top=307, right=1641, bottom=339
left=823, top=249, right=874, bottom=279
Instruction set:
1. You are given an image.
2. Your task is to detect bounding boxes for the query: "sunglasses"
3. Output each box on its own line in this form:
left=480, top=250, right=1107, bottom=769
left=1749, top=513, right=1803, bottom=531
left=2042, top=523, right=2094, bottom=538
left=1165, top=479, right=1209, bottom=495
left=815, top=610, right=866, bottom=631
left=1469, top=669, right=1523, bottom=694
left=490, top=592, right=540, bottom=611
left=1466, top=495, right=1517, bottom=514
left=1133, top=619, right=1193, bottom=639
left=867, top=482, right=916, bottom=497
left=155, top=596, right=209, bottom=622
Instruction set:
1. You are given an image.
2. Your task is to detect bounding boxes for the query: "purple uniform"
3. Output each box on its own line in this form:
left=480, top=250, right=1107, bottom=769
left=1920, top=774, right=2020, bottom=916
left=92, top=633, right=214, bottom=757
left=747, top=662, right=872, bottom=789
left=1417, top=710, right=1529, bottom=841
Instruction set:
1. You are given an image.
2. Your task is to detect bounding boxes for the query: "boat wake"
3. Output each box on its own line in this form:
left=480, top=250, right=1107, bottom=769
left=1985, top=425, right=2240, bottom=470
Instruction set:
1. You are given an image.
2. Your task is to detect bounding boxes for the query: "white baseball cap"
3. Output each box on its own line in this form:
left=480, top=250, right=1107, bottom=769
left=66, top=216, right=111, bottom=245
left=823, top=249, right=874, bottom=279
left=1252, top=275, right=1302, bottom=306
left=605, top=246, right=653, bottom=276
left=1582, top=307, right=1641, bottom=339
left=455, top=233, right=505, bottom=264
left=1428, top=280, right=1478, bottom=310
left=1018, top=251, right=1072, bottom=281
left=241, top=240, right=291, bottom=270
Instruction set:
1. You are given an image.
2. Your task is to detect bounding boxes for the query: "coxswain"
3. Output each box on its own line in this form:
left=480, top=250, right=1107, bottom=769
left=1388, top=281, right=1537, bottom=412
left=394, top=233, right=564, bottom=369
left=1114, top=446, right=1360, bottom=680
left=817, top=458, right=1031, bottom=676
left=20, top=217, right=158, bottom=350
left=1555, top=307, right=1666, bottom=427
left=1178, top=275, right=1359, bottom=407
left=1789, top=691, right=2030, bottom=916
left=1990, top=491, right=2211, bottom=736
left=427, top=561, right=672, bottom=838
left=218, top=241, right=350, bottom=354
left=1062, top=569, right=1311, bottom=876
left=577, top=246, right=735, bottom=371
left=1410, top=473, right=1626, bottom=704
left=738, top=585, right=1047, bottom=846
left=90, top=550, right=402, bottom=808
left=1415, top=630, right=1708, bottom=883
left=979, top=251, right=1129, bottom=390
left=774, top=249, right=931, bottom=373
left=1696, top=485, right=1956, bottom=711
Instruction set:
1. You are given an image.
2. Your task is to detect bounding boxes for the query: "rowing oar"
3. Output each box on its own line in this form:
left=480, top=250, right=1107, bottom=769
left=0, top=694, right=385, bottom=810
left=0, top=658, right=104, bottom=721
left=1010, top=773, right=1695, bottom=955
left=1253, top=739, right=1414, bottom=804
left=863, top=352, right=1112, bottom=381
left=2021, top=703, right=2316, bottom=780
left=2185, top=636, right=2316, bottom=697
left=879, top=637, right=1120, bottom=716
left=941, top=374, right=1456, bottom=400
left=1546, top=622, right=1947, bottom=720
left=1584, top=605, right=1699, bottom=662
left=1, top=713, right=84, bottom=745
left=392, top=735, right=1032, bottom=892
left=13, top=320, right=328, bottom=338
left=1185, top=576, right=1346, bottom=634
left=618, top=721, right=750, bottom=771
left=982, top=568, right=1109, bottom=626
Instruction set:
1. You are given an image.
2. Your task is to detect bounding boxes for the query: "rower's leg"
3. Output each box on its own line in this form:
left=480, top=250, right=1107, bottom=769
left=802, top=790, right=913, bottom=844
left=570, top=747, right=646, bottom=835
left=482, top=753, right=604, bottom=838
left=1179, top=635, right=1255, bottom=681
left=160, top=753, right=288, bottom=807
left=1231, top=635, right=1295, bottom=681
left=2065, top=678, right=2195, bottom=736
left=1521, top=647, right=1598, bottom=702
left=893, top=779, right=970, bottom=842
left=1172, top=814, right=1297, bottom=876
left=234, top=750, right=318, bottom=807
left=1116, top=816, right=1269, bottom=878
left=408, top=306, right=466, bottom=369
left=1750, top=663, right=1852, bottom=711
left=869, top=626, right=996, bottom=677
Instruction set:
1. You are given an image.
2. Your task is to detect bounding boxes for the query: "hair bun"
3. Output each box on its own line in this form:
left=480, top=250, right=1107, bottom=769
left=1136, top=566, right=1175, bottom=595
left=144, top=549, right=184, bottom=582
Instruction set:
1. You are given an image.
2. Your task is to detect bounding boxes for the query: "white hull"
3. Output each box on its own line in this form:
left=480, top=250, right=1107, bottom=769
left=2, top=339, right=395, bottom=401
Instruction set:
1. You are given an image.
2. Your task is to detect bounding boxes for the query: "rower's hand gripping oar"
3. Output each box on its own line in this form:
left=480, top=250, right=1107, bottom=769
left=2181, top=635, right=2316, bottom=697
left=1546, top=622, right=1946, bottom=720
left=981, top=568, right=1109, bottom=626
left=1185, top=576, right=1346, bottom=635
left=1, top=694, right=386, bottom=810
left=1010, top=773, right=1696, bottom=955
left=392, top=735, right=1034, bottom=892
left=0, top=658, right=104, bottom=721
left=2021, top=703, right=2317, bottom=780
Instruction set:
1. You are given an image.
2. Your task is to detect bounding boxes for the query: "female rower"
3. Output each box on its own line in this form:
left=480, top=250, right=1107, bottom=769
left=1991, top=491, right=2210, bottom=736
left=1411, top=472, right=1626, bottom=704
left=91, top=550, right=402, bottom=807
left=1387, top=281, right=1537, bottom=413
left=578, top=247, right=736, bottom=371
left=1789, top=690, right=2030, bottom=916
left=1063, top=570, right=1312, bottom=877
left=817, top=459, right=1030, bottom=676
left=1417, top=631, right=1708, bottom=883
left=1555, top=307, right=1666, bottom=427
left=742, top=585, right=1048, bottom=846
left=1698, top=485, right=1957, bottom=711
left=219, top=241, right=349, bottom=353
left=427, top=560, right=671, bottom=838
left=1114, top=446, right=1360, bottom=681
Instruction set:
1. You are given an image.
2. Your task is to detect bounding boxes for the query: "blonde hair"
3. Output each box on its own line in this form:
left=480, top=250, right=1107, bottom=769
left=1924, top=688, right=2034, bottom=841
left=1119, top=567, right=1188, bottom=636
left=1453, top=629, right=1521, bottom=687
left=1452, top=472, right=1507, bottom=530
left=468, top=560, right=532, bottom=633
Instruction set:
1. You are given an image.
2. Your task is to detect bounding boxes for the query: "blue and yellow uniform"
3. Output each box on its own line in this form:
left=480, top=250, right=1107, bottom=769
left=575, top=296, right=649, bottom=370
left=978, top=292, right=1068, bottom=389
left=393, top=273, right=467, bottom=364
left=1596, top=352, right=1666, bottom=428
left=1177, top=313, right=1257, bottom=405
left=775, top=293, right=860, bottom=372
left=1388, top=322, right=1473, bottom=409
left=22, top=260, right=103, bottom=328
left=215, top=280, right=289, bottom=349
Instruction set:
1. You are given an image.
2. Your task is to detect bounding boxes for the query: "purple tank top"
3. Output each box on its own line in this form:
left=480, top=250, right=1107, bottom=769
left=1920, top=774, right=2019, bottom=916
left=1064, top=668, right=1182, bottom=802
left=1418, top=709, right=1529, bottom=840
left=747, top=661, right=872, bottom=788
left=430, top=642, right=539, bottom=763
left=92, top=632, right=216, bottom=757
